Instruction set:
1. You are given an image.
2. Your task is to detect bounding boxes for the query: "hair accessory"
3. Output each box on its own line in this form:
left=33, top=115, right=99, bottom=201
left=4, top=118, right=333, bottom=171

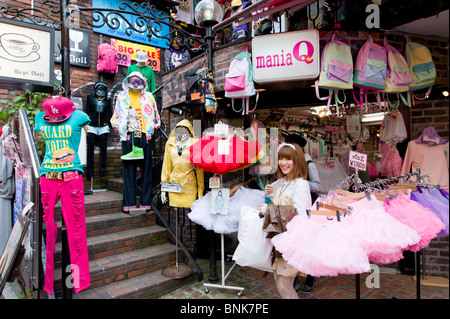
left=277, top=143, right=296, bottom=152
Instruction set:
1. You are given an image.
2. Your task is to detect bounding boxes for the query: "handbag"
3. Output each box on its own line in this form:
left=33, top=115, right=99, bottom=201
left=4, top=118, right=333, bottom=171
left=232, top=206, right=273, bottom=272
left=263, top=204, right=298, bottom=238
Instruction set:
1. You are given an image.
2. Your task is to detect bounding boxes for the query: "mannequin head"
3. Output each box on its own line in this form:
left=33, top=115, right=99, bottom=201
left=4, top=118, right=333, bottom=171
left=95, top=83, right=108, bottom=99
left=135, top=50, right=148, bottom=67
left=127, top=75, right=146, bottom=91
left=175, top=126, right=190, bottom=142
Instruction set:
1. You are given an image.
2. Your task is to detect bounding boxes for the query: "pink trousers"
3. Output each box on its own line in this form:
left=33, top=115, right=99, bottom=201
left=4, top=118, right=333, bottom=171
left=40, top=174, right=90, bottom=295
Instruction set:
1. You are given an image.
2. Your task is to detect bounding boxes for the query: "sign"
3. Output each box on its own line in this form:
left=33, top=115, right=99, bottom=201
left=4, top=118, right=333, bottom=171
left=92, top=0, right=170, bottom=49
left=348, top=151, right=368, bottom=171
left=54, top=28, right=90, bottom=68
left=111, top=39, right=161, bottom=71
left=252, top=29, right=320, bottom=84
left=161, top=182, right=182, bottom=193
left=209, top=177, right=221, bottom=189
left=0, top=18, right=54, bottom=93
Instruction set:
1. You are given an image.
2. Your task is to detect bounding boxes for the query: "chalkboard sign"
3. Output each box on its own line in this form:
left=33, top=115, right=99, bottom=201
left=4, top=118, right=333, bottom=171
left=0, top=202, right=34, bottom=296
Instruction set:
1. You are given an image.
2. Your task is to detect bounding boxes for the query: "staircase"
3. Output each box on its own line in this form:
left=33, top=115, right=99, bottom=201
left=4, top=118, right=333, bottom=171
left=50, top=181, right=199, bottom=299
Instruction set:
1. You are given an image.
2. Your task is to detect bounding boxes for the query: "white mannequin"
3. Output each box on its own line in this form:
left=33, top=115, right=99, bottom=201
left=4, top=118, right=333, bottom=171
left=161, top=126, right=192, bottom=204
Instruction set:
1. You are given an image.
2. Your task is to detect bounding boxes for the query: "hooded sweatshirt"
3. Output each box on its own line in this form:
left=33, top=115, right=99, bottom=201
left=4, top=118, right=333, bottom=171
left=161, top=119, right=204, bottom=208
left=110, top=71, right=160, bottom=141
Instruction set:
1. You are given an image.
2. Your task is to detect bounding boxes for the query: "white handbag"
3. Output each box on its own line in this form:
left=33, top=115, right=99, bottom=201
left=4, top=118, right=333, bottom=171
left=232, top=206, right=273, bottom=272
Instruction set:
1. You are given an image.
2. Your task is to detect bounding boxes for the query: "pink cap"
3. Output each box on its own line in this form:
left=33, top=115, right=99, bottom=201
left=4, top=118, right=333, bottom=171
left=43, top=96, right=76, bottom=123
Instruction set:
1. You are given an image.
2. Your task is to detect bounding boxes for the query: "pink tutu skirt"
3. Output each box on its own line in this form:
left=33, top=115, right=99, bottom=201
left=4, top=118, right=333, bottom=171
left=272, top=214, right=371, bottom=277
left=383, top=194, right=445, bottom=252
left=346, top=196, right=421, bottom=264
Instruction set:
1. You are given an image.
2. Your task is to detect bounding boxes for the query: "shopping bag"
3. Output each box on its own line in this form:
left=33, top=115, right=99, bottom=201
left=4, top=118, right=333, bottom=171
left=232, top=206, right=273, bottom=272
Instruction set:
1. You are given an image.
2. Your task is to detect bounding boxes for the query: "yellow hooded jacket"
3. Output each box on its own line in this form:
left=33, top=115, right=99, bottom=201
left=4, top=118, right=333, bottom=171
left=161, top=119, right=204, bottom=208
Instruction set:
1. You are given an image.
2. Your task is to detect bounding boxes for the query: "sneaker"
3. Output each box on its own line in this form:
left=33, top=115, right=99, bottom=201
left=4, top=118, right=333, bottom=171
left=121, top=145, right=144, bottom=160
left=301, top=276, right=315, bottom=294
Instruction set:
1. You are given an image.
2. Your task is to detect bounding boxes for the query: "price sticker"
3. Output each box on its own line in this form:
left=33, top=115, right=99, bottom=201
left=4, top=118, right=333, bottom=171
left=348, top=151, right=368, bottom=171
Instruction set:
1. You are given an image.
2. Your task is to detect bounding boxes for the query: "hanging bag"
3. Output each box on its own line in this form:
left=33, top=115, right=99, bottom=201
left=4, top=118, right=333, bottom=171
left=97, top=43, right=118, bottom=74
left=404, top=35, right=436, bottom=105
left=352, top=35, right=387, bottom=111
left=315, top=34, right=353, bottom=116
left=225, top=43, right=259, bottom=115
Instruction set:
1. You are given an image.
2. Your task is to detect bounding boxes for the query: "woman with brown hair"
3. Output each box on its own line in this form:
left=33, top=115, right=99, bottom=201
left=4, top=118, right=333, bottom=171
left=258, top=143, right=312, bottom=299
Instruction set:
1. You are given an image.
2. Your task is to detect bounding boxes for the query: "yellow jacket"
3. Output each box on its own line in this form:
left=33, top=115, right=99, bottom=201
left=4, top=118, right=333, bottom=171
left=161, top=119, right=205, bottom=208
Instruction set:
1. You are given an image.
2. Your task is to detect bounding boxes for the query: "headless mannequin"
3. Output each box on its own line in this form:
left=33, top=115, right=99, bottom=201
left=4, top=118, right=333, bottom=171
left=161, top=126, right=192, bottom=204
left=86, top=82, right=111, bottom=178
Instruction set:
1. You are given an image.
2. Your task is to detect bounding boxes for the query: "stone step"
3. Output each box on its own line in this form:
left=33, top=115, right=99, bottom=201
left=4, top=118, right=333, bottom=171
left=53, top=225, right=169, bottom=269
left=53, top=242, right=179, bottom=297
left=73, top=268, right=194, bottom=299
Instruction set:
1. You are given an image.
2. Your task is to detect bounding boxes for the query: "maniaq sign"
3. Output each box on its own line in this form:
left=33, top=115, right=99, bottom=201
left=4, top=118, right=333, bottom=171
left=251, top=29, right=320, bottom=84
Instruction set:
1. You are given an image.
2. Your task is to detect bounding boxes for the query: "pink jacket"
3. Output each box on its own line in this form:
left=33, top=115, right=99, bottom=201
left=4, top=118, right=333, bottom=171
left=401, top=140, right=449, bottom=187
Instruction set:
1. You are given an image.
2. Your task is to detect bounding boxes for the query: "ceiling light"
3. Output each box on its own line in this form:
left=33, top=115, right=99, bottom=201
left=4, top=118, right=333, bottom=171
left=318, top=110, right=327, bottom=118
left=442, top=91, right=449, bottom=97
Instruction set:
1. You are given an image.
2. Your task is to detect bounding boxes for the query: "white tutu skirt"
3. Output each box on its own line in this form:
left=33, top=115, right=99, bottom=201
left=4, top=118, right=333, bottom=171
left=347, top=196, right=421, bottom=264
left=272, top=214, right=371, bottom=277
left=188, top=187, right=265, bottom=234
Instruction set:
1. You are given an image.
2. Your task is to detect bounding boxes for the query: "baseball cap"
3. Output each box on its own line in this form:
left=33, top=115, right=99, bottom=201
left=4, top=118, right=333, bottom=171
left=43, top=96, right=76, bottom=123
left=135, top=51, right=148, bottom=63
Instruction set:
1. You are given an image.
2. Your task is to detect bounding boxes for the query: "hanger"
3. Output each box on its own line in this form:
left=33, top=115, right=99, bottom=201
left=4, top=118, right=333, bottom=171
left=335, top=190, right=372, bottom=202
left=306, top=209, right=342, bottom=222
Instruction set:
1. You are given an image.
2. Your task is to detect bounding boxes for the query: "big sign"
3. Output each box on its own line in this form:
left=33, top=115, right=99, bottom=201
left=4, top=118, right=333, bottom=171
left=251, top=29, right=320, bottom=84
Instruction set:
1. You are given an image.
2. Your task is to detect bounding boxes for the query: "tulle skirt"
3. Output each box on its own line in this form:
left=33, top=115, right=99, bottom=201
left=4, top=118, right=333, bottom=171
left=384, top=194, right=445, bottom=251
left=410, top=191, right=449, bottom=238
left=272, top=214, right=371, bottom=277
left=346, top=196, right=421, bottom=264
left=188, top=187, right=265, bottom=234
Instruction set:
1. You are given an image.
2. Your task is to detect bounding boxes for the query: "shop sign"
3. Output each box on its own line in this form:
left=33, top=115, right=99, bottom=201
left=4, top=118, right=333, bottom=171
left=348, top=151, right=368, bottom=171
left=92, top=0, right=169, bottom=49
left=54, top=28, right=91, bottom=68
left=252, top=29, right=320, bottom=84
left=111, top=39, right=161, bottom=71
left=0, top=18, right=54, bottom=93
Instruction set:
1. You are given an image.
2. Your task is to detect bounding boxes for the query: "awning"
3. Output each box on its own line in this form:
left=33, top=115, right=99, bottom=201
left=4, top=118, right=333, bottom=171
left=212, top=0, right=317, bottom=31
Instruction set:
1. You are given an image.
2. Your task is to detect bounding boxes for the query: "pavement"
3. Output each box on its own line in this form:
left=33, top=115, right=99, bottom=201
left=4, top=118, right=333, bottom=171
left=159, top=259, right=449, bottom=300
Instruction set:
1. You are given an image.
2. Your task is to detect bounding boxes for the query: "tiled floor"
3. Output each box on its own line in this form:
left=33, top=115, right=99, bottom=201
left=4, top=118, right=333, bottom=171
left=159, top=259, right=449, bottom=300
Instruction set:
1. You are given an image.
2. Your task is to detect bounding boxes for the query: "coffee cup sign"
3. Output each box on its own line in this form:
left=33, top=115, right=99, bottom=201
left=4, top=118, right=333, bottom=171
left=0, top=33, right=40, bottom=58
left=348, top=151, right=368, bottom=171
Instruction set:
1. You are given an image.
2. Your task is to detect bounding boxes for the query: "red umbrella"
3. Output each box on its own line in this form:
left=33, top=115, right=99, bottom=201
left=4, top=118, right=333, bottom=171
left=188, top=134, right=264, bottom=175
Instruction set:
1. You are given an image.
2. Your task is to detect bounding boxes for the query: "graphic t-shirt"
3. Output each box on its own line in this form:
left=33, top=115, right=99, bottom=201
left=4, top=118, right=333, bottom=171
left=34, top=110, right=91, bottom=176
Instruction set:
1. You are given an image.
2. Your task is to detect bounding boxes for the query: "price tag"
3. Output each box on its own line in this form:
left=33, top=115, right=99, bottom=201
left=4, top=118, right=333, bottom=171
left=116, top=52, right=131, bottom=67
left=218, top=138, right=230, bottom=155
left=161, top=182, right=182, bottom=193
left=348, top=151, right=368, bottom=171
left=209, top=177, right=221, bottom=189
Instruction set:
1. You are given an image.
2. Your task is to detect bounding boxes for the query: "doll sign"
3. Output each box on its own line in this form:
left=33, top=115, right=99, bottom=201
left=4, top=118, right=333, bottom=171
left=348, top=151, right=368, bottom=171
left=252, top=29, right=319, bottom=84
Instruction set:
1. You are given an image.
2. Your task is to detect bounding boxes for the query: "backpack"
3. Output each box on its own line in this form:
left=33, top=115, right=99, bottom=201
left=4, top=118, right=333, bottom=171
left=353, top=35, right=387, bottom=111
left=185, top=67, right=208, bottom=106
left=405, top=35, right=436, bottom=104
left=225, top=44, right=258, bottom=115
left=381, top=37, right=413, bottom=108
left=97, top=43, right=118, bottom=74
left=314, top=34, right=353, bottom=116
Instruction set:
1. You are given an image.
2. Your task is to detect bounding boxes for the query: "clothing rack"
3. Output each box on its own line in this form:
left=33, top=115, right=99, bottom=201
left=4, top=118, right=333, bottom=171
left=354, top=168, right=423, bottom=299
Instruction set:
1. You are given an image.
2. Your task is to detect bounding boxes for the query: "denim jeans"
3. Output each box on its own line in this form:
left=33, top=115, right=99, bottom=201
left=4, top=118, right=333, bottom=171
left=40, top=174, right=90, bottom=295
left=121, top=134, right=153, bottom=211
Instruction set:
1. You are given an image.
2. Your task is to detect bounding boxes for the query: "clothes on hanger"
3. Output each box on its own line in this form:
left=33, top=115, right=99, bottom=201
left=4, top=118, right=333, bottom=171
left=188, top=186, right=265, bottom=234
left=401, top=127, right=449, bottom=187
left=379, top=141, right=403, bottom=178
left=380, top=110, right=407, bottom=146
left=0, top=124, right=15, bottom=253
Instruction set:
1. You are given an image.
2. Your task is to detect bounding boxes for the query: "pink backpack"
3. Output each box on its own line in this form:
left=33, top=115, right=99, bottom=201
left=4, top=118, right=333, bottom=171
left=97, top=43, right=118, bottom=74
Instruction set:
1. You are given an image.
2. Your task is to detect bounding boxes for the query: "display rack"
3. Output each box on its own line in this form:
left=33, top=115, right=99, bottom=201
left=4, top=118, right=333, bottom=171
left=203, top=174, right=244, bottom=297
